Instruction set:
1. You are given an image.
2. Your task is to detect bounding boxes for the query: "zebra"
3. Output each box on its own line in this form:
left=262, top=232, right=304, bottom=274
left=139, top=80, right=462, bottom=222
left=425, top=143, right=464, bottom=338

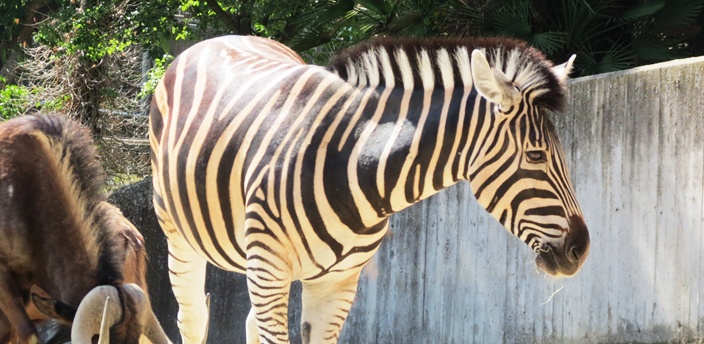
left=149, top=35, right=590, bottom=344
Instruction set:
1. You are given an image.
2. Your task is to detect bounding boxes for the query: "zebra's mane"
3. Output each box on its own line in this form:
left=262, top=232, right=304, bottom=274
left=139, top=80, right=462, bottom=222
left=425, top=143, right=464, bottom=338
left=327, top=36, right=568, bottom=112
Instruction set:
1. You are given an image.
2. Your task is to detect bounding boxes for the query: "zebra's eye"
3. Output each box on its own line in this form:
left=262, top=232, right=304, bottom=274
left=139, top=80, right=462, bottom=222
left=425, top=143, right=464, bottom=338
left=526, top=150, right=547, bottom=163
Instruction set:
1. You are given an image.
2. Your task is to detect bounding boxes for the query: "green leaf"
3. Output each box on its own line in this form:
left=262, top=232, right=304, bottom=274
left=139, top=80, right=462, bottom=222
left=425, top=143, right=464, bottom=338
left=623, top=1, right=666, bottom=19
left=358, top=0, right=393, bottom=17
left=488, top=0, right=533, bottom=39
left=529, top=32, right=566, bottom=54
left=596, top=44, right=635, bottom=73
left=0, top=81, right=31, bottom=119
left=139, top=54, right=174, bottom=97
left=632, top=32, right=682, bottom=62
left=653, top=0, right=704, bottom=27
left=387, top=10, right=427, bottom=36
left=294, top=0, right=355, bottom=29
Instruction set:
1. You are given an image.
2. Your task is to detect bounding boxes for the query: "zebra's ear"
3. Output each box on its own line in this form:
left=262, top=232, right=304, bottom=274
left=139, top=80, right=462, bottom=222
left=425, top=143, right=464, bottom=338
left=552, top=54, right=576, bottom=83
left=471, top=49, right=520, bottom=111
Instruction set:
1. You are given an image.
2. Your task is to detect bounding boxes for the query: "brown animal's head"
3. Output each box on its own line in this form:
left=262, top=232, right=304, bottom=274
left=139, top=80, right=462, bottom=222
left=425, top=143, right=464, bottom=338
left=32, top=284, right=169, bottom=343
left=29, top=202, right=162, bottom=343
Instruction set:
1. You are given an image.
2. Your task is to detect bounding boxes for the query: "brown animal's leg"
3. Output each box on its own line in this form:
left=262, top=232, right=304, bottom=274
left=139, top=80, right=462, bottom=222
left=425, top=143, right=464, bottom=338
left=0, top=267, right=38, bottom=344
left=0, top=311, right=16, bottom=343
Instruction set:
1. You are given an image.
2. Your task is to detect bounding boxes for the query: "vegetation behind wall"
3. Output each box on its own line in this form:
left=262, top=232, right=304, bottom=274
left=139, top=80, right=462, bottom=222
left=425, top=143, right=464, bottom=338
left=0, top=0, right=703, bottom=186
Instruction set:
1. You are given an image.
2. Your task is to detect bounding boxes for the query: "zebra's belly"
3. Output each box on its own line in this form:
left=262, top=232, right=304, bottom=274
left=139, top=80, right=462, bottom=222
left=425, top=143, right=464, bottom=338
left=175, top=218, right=249, bottom=274
left=172, top=205, right=387, bottom=281
left=155, top=185, right=249, bottom=273
left=157, top=175, right=388, bottom=279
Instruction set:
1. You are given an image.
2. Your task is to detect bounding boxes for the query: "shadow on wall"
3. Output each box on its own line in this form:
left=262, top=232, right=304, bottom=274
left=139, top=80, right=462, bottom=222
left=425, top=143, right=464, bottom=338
left=109, top=177, right=304, bottom=344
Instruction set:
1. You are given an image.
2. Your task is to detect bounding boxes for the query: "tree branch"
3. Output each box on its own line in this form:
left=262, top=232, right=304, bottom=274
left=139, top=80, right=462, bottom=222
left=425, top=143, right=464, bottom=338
left=203, top=0, right=247, bottom=34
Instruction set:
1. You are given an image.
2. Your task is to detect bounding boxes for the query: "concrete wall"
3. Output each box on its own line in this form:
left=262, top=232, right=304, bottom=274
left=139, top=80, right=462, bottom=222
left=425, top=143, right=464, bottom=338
left=110, top=55, right=704, bottom=343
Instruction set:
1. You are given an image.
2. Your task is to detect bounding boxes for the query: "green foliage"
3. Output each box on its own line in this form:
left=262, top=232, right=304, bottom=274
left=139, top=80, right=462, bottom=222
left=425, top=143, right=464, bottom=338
left=624, top=1, right=666, bottom=19
left=139, top=54, right=174, bottom=97
left=33, top=0, right=187, bottom=62
left=287, top=0, right=448, bottom=63
left=279, top=0, right=703, bottom=75
left=6, top=0, right=703, bottom=79
left=2, top=0, right=703, bottom=96
left=0, top=0, right=30, bottom=42
left=176, top=0, right=323, bottom=45
left=0, top=76, right=29, bottom=119
left=442, top=0, right=704, bottom=76
left=0, top=76, right=68, bottom=119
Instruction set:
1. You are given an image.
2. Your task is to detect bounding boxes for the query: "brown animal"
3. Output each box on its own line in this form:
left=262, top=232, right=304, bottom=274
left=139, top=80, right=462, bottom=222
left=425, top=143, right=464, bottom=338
left=0, top=115, right=169, bottom=343
left=27, top=202, right=150, bottom=343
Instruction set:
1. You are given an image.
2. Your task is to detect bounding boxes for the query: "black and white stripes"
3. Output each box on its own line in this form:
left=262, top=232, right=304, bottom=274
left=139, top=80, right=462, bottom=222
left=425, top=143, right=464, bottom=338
left=150, top=35, right=590, bottom=344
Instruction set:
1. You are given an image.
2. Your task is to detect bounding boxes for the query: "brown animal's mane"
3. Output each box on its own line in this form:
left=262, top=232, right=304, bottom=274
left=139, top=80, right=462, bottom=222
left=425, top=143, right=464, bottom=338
left=3, top=115, right=124, bottom=285
left=327, top=36, right=568, bottom=112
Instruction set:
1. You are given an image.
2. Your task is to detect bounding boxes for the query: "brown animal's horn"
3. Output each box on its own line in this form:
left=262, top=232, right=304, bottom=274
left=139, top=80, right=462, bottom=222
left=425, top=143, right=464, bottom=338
left=98, top=297, right=112, bottom=344
left=71, top=286, right=122, bottom=343
left=121, top=283, right=172, bottom=344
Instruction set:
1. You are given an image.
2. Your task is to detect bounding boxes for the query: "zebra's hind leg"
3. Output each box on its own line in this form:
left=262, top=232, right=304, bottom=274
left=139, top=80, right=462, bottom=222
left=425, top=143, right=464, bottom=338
left=167, top=236, right=209, bottom=344
left=300, top=269, right=363, bottom=344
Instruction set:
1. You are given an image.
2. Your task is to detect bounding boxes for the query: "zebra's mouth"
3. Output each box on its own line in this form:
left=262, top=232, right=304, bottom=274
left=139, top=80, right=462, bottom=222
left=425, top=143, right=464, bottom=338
left=535, top=244, right=560, bottom=276
left=534, top=215, right=591, bottom=277
left=535, top=241, right=585, bottom=277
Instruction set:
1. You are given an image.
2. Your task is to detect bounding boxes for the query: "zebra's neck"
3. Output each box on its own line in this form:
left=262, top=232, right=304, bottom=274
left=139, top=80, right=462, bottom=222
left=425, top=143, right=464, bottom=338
left=327, top=37, right=559, bottom=228
left=329, top=50, right=484, bottom=229
left=347, top=84, right=489, bottom=222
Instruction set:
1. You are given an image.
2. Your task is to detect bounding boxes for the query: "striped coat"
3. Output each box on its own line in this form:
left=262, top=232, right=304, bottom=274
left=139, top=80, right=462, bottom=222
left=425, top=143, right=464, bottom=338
left=150, top=35, right=589, bottom=344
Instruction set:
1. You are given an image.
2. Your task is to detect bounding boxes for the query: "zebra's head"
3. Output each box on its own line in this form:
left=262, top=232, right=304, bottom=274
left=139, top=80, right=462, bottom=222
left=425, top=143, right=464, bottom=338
left=467, top=48, right=589, bottom=277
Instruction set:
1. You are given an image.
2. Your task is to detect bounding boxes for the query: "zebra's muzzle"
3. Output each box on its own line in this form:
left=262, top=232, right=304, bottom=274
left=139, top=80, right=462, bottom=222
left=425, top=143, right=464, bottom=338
left=535, top=216, right=590, bottom=277
left=535, top=245, right=584, bottom=277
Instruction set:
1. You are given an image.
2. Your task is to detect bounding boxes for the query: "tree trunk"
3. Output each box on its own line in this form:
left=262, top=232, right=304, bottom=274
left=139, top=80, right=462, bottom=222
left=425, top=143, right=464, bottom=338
left=0, top=0, right=48, bottom=84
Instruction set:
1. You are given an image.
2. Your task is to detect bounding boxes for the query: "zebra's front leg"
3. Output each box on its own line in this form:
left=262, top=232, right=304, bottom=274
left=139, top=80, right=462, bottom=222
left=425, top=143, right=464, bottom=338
left=167, top=236, right=209, bottom=344
left=246, top=306, right=260, bottom=344
left=300, top=269, right=363, bottom=344
left=246, top=244, right=293, bottom=343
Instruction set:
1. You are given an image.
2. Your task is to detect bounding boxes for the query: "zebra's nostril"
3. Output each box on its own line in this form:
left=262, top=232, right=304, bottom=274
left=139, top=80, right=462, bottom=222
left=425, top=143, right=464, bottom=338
left=568, top=246, right=579, bottom=262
